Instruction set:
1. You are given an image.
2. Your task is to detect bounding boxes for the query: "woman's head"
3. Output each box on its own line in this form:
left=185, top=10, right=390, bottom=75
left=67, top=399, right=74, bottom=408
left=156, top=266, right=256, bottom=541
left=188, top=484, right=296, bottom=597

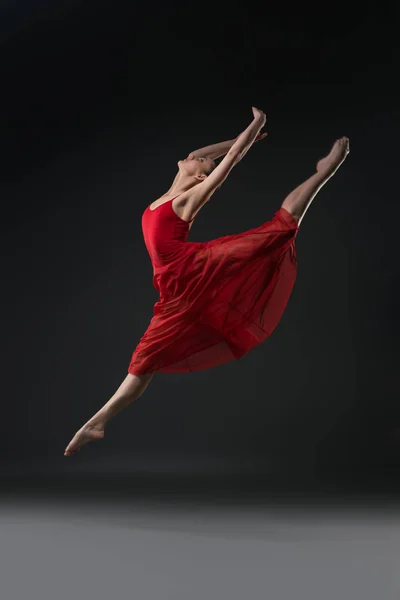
left=177, top=154, right=216, bottom=183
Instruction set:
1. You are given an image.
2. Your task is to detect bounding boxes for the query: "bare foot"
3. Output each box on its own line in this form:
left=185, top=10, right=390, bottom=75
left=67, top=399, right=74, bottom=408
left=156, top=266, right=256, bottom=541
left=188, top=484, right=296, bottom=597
left=317, top=137, right=350, bottom=175
left=64, top=421, right=105, bottom=456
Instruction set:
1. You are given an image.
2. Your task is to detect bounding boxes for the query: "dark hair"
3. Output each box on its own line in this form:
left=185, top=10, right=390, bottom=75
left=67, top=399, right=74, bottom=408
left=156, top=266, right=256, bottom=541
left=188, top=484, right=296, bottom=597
left=206, top=162, right=216, bottom=175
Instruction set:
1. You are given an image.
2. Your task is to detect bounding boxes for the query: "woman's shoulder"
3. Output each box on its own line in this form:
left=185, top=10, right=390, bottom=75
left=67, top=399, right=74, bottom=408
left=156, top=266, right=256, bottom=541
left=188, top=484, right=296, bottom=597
left=148, top=194, right=170, bottom=211
left=149, top=191, right=192, bottom=212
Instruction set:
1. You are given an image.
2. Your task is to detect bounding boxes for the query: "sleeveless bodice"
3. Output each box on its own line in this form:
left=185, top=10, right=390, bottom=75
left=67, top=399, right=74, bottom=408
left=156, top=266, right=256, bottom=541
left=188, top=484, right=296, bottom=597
left=141, top=196, right=196, bottom=299
left=142, top=197, right=193, bottom=264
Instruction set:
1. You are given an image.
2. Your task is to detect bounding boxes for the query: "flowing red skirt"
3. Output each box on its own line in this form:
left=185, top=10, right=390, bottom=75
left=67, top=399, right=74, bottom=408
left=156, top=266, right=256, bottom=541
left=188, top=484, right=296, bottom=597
left=128, top=207, right=299, bottom=375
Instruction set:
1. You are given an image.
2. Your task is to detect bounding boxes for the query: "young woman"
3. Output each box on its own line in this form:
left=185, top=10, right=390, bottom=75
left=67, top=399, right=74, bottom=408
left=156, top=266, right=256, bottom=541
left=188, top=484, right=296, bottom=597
left=64, top=107, right=349, bottom=456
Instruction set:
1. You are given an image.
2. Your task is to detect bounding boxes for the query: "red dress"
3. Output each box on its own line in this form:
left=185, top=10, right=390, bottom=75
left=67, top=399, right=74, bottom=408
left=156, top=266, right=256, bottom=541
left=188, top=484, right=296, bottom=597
left=128, top=197, right=299, bottom=376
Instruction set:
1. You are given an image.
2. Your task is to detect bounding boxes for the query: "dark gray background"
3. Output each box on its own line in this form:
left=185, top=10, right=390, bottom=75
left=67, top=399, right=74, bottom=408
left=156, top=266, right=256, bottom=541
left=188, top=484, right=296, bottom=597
left=1, top=0, right=399, bottom=494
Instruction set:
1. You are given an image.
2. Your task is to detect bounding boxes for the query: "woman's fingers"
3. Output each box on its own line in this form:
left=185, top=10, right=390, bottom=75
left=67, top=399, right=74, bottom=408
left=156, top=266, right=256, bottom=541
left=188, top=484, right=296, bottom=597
left=256, top=132, right=268, bottom=141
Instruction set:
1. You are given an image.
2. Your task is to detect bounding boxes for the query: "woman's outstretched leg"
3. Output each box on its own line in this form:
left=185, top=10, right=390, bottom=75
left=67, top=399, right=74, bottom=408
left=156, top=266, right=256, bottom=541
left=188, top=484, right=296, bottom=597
left=282, top=137, right=350, bottom=225
left=64, top=372, right=154, bottom=456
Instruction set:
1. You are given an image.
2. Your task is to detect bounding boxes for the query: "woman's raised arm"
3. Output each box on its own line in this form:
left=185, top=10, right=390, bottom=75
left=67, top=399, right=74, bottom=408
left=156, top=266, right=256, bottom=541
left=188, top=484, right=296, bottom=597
left=194, top=108, right=266, bottom=194
left=230, top=107, right=266, bottom=159
left=188, top=139, right=236, bottom=161
left=188, top=107, right=267, bottom=160
left=182, top=108, right=267, bottom=218
left=187, top=127, right=267, bottom=161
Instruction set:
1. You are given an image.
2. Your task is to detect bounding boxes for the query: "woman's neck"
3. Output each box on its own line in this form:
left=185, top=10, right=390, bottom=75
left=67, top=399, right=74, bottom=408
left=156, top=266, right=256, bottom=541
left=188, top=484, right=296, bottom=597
left=165, top=173, right=198, bottom=197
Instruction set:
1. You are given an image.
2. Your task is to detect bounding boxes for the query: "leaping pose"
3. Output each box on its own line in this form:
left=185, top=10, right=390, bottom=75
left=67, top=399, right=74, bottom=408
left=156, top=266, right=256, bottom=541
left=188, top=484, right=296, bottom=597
left=65, top=107, right=349, bottom=456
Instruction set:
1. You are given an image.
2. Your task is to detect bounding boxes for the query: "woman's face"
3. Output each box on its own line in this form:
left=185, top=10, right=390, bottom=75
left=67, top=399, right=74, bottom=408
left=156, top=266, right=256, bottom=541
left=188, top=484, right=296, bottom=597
left=178, top=154, right=216, bottom=179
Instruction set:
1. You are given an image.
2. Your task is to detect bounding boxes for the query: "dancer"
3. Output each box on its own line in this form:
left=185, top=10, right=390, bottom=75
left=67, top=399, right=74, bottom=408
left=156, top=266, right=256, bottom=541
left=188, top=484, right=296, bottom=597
left=64, top=107, right=349, bottom=456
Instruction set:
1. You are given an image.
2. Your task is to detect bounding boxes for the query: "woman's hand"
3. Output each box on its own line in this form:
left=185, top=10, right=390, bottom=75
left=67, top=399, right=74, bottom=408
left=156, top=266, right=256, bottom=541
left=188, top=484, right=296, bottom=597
left=228, top=107, right=268, bottom=161
left=255, top=132, right=267, bottom=142
left=252, top=106, right=266, bottom=124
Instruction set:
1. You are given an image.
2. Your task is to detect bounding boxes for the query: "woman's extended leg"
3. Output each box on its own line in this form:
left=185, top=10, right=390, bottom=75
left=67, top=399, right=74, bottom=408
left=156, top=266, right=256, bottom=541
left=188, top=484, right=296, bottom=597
left=282, top=137, right=350, bottom=226
left=64, top=372, right=154, bottom=456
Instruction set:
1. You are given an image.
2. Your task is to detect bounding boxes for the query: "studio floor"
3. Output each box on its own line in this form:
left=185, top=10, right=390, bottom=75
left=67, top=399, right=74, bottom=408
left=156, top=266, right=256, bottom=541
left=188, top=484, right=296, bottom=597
left=1, top=480, right=398, bottom=600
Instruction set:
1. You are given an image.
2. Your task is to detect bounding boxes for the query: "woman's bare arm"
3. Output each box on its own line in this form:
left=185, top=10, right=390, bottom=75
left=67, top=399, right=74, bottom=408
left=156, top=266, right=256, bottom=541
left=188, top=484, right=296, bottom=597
left=231, top=107, right=266, bottom=159
left=188, top=131, right=267, bottom=161
left=183, top=108, right=266, bottom=218
left=188, top=139, right=236, bottom=160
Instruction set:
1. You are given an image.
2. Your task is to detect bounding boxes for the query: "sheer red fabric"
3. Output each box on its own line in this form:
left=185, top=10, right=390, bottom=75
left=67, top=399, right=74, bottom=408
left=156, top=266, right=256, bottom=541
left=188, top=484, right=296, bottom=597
left=128, top=196, right=299, bottom=375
